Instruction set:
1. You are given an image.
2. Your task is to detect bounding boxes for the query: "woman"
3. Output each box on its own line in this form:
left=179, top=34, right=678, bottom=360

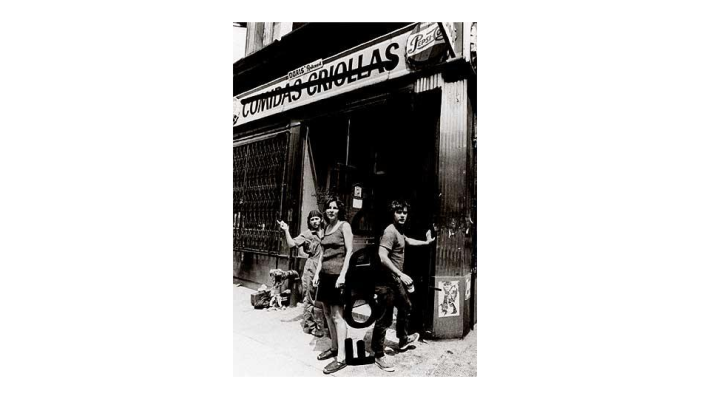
left=279, top=210, right=325, bottom=337
left=314, top=197, right=353, bottom=374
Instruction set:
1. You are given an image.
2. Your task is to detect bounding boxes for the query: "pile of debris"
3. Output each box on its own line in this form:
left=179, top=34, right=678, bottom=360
left=250, top=269, right=299, bottom=310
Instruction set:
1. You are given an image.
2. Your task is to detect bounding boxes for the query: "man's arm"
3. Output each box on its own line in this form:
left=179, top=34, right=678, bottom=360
left=404, top=229, right=436, bottom=247
left=379, top=246, right=413, bottom=286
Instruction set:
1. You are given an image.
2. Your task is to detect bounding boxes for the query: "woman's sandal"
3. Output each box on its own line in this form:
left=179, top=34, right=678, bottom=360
left=317, top=348, right=337, bottom=361
left=323, top=360, right=347, bottom=374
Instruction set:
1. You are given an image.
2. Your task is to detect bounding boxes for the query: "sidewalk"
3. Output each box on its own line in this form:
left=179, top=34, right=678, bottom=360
left=233, top=284, right=476, bottom=377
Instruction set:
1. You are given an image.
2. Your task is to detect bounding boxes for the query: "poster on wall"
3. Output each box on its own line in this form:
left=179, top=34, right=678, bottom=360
left=438, top=281, right=460, bottom=317
left=465, top=277, right=471, bottom=300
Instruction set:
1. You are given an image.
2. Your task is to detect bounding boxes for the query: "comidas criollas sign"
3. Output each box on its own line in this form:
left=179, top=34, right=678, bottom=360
left=234, top=23, right=462, bottom=127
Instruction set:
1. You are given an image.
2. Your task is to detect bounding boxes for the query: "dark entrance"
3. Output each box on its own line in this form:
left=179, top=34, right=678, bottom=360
left=305, top=90, right=442, bottom=333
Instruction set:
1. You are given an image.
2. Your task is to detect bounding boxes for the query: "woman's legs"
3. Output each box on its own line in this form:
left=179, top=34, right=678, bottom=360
left=322, top=304, right=337, bottom=351
left=330, top=304, right=347, bottom=363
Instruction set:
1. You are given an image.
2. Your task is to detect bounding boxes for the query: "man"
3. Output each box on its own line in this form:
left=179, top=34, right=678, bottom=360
left=372, top=200, right=436, bottom=372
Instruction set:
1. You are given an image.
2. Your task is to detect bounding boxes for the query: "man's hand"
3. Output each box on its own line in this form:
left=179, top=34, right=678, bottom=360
left=313, top=273, right=320, bottom=287
left=426, top=229, right=436, bottom=244
left=278, top=220, right=289, bottom=231
left=399, top=273, right=413, bottom=286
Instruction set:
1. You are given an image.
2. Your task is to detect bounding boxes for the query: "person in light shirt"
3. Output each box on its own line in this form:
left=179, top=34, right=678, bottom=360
left=372, top=200, right=436, bottom=372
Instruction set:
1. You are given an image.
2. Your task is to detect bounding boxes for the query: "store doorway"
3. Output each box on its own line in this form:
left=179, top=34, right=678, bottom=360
left=305, top=90, right=442, bottom=332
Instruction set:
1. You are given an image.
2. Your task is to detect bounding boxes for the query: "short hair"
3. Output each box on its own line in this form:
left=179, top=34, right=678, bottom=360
left=325, top=196, right=346, bottom=220
left=306, top=209, right=323, bottom=229
left=307, top=209, right=323, bottom=220
left=388, top=200, right=410, bottom=214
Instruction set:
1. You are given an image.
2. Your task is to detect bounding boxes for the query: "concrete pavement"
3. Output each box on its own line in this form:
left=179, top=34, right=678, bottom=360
left=233, top=284, right=476, bottom=377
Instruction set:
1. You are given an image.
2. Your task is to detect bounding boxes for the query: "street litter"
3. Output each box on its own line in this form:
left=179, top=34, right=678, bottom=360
left=250, top=269, right=299, bottom=310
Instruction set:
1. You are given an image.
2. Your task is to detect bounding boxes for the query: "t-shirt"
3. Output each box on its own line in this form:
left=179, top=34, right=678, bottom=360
left=379, top=224, right=406, bottom=272
left=293, top=230, right=322, bottom=259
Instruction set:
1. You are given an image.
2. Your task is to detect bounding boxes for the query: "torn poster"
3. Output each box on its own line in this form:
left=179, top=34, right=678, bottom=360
left=438, top=280, right=460, bottom=318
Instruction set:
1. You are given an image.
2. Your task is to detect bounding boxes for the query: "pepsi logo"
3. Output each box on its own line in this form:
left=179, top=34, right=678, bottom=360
left=405, top=22, right=455, bottom=68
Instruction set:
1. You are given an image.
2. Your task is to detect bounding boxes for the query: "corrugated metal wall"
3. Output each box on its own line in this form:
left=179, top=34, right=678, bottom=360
left=414, top=73, right=442, bottom=93
left=435, top=79, right=472, bottom=276
left=413, top=72, right=473, bottom=277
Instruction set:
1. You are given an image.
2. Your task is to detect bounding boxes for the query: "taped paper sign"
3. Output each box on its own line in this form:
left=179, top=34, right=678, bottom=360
left=438, top=280, right=459, bottom=317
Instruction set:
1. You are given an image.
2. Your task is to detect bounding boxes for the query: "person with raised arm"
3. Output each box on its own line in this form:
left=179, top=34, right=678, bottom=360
left=372, top=200, right=436, bottom=372
left=279, top=209, right=325, bottom=337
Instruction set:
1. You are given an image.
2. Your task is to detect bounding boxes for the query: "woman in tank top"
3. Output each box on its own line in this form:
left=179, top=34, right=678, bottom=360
left=313, top=196, right=353, bottom=374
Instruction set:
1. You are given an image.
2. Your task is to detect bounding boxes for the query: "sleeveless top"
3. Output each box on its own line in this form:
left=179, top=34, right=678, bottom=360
left=320, top=222, right=347, bottom=274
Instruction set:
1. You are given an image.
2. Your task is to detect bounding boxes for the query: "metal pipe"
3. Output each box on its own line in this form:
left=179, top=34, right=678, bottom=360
left=345, top=116, right=351, bottom=165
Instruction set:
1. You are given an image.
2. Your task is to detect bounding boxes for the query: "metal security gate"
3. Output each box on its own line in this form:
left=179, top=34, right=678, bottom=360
left=233, top=132, right=289, bottom=255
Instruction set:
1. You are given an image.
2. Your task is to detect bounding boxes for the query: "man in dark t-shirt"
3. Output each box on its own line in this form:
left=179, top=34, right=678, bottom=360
left=372, top=200, right=436, bottom=372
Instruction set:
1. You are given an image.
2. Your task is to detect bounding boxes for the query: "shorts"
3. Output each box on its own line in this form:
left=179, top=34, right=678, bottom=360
left=315, top=273, right=344, bottom=305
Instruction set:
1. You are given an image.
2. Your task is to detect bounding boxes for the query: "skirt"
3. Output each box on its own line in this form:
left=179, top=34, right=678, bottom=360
left=315, top=273, right=344, bottom=305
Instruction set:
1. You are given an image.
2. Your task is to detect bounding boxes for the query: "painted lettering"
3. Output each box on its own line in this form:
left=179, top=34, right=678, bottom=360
left=357, top=54, right=368, bottom=79
left=307, top=73, right=318, bottom=96
left=283, top=82, right=293, bottom=103
left=273, top=86, right=283, bottom=107
left=258, top=96, right=268, bottom=113
left=334, top=62, right=346, bottom=86
left=236, top=27, right=414, bottom=126
left=347, top=58, right=357, bottom=83
left=369, top=49, right=385, bottom=74
left=407, top=26, right=444, bottom=56
left=318, top=69, right=330, bottom=92
left=292, top=78, right=302, bottom=101
left=385, top=43, right=400, bottom=71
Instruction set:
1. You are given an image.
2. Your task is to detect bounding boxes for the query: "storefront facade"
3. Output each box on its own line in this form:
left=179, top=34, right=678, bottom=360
left=234, top=22, right=476, bottom=338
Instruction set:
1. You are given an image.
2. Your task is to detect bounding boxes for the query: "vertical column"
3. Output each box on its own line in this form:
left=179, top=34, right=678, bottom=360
left=245, top=23, right=255, bottom=55
left=245, top=23, right=265, bottom=56
left=263, top=23, right=273, bottom=47
left=277, top=22, right=293, bottom=39
left=432, top=78, right=473, bottom=338
left=436, top=79, right=471, bottom=276
left=285, top=121, right=304, bottom=306
left=284, top=121, right=303, bottom=229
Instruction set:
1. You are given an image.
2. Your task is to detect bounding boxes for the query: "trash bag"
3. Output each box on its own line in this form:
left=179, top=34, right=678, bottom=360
left=251, top=291, right=271, bottom=309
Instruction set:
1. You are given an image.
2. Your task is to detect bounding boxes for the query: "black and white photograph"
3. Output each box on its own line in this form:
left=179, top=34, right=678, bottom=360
left=8, top=3, right=710, bottom=397
left=233, top=22, right=477, bottom=377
